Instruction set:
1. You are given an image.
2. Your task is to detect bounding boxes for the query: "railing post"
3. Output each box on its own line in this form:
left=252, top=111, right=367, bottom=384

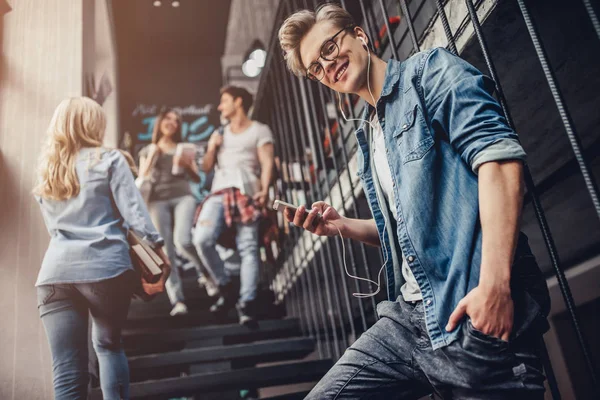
left=582, top=0, right=600, bottom=42
left=398, top=0, right=420, bottom=53
left=434, top=0, right=458, bottom=55
left=377, top=0, right=400, bottom=59
left=516, top=0, right=600, bottom=222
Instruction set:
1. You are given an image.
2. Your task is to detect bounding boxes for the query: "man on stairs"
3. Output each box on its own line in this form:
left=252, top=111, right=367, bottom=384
left=278, top=4, right=551, bottom=399
left=193, top=85, right=275, bottom=326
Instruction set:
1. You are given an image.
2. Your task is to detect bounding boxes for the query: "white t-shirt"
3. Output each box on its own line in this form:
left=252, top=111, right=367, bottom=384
left=371, top=118, right=422, bottom=301
left=211, top=121, right=274, bottom=196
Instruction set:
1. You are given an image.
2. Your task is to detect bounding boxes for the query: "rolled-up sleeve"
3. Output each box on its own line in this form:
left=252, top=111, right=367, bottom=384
left=471, top=139, right=526, bottom=173
left=109, top=150, right=164, bottom=247
left=421, top=48, right=526, bottom=172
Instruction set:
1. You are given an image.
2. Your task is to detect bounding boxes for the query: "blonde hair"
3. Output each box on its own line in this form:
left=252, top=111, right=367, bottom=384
left=34, top=97, right=106, bottom=200
left=118, top=149, right=138, bottom=176
left=278, top=3, right=355, bottom=77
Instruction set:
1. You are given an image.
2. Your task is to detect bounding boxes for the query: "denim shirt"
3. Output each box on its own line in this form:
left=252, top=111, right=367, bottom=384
left=355, top=48, right=532, bottom=349
left=35, top=148, right=163, bottom=286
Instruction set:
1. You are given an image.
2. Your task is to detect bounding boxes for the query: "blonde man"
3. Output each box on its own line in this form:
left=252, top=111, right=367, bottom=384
left=279, top=4, right=550, bottom=399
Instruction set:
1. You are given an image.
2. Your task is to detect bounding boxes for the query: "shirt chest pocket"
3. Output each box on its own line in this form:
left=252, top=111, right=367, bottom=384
left=392, top=104, right=434, bottom=164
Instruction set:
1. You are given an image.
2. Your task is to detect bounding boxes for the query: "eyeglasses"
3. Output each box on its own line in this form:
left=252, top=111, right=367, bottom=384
left=306, top=25, right=355, bottom=81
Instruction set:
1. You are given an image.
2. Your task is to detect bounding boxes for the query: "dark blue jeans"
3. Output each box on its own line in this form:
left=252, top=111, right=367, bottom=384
left=307, top=299, right=547, bottom=399
left=37, top=271, right=134, bottom=400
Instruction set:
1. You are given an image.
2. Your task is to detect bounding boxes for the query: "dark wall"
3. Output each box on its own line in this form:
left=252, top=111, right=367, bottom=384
left=459, top=0, right=600, bottom=275
left=113, top=0, right=231, bottom=199
left=118, top=55, right=223, bottom=197
left=118, top=55, right=222, bottom=147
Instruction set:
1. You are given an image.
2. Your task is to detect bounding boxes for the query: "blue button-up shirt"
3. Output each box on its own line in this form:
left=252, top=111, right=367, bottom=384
left=36, top=148, right=163, bottom=286
left=356, top=48, right=529, bottom=349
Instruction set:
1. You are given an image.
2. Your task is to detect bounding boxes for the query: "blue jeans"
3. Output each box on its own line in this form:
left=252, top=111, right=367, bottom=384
left=149, top=194, right=205, bottom=305
left=193, top=194, right=260, bottom=302
left=307, top=299, right=546, bottom=399
left=37, top=271, right=134, bottom=400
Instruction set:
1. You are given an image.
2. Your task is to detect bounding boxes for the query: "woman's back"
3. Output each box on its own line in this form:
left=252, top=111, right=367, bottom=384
left=34, top=97, right=167, bottom=400
left=36, top=147, right=161, bottom=286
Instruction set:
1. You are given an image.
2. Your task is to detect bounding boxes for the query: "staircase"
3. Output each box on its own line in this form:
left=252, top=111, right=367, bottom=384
left=90, top=271, right=330, bottom=399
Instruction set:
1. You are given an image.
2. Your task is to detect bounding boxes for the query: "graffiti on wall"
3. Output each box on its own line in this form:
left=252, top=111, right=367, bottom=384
left=129, top=103, right=219, bottom=202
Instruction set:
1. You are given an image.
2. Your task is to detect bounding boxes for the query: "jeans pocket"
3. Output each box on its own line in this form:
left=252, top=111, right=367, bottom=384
left=465, top=319, right=510, bottom=350
left=37, top=285, right=55, bottom=307
left=443, top=319, right=522, bottom=390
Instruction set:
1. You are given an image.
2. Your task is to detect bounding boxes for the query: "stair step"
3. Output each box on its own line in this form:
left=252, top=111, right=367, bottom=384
left=126, top=297, right=284, bottom=330
left=129, top=337, right=315, bottom=370
left=128, top=291, right=212, bottom=316
left=123, top=318, right=301, bottom=355
left=128, top=337, right=316, bottom=382
left=89, top=359, right=332, bottom=399
left=126, top=271, right=226, bottom=314
left=262, top=391, right=311, bottom=400
left=124, top=318, right=300, bottom=343
left=125, top=309, right=237, bottom=329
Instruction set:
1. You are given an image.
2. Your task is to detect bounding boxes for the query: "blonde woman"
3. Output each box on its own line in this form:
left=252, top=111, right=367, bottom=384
left=34, top=97, right=170, bottom=400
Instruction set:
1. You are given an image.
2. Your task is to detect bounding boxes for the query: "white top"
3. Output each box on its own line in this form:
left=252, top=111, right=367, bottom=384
left=211, top=121, right=274, bottom=196
left=371, top=118, right=422, bottom=301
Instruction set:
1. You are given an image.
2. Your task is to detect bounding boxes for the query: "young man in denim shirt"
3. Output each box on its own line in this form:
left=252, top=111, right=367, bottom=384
left=279, top=4, right=550, bottom=399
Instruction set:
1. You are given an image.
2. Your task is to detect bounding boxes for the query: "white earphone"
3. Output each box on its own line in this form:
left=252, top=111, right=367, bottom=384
left=359, top=36, right=368, bottom=50
left=332, top=33, right=389, bottom=299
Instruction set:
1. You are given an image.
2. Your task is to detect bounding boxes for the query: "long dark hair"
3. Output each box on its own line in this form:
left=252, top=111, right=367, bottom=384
left=151, top=108, right=183, bottom=144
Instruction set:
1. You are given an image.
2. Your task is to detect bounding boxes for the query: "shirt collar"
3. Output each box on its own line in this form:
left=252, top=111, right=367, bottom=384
left=356, top=59, right=401, bottom=135
left=380, top=59, right=401, bottom=98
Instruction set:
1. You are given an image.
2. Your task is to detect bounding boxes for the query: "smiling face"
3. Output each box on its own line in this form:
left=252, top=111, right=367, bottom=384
left=299, top=21, right=370, bottom=94
left=217, top=92, right=238, bottom=120
left=159, top=111, right=180, bottom=138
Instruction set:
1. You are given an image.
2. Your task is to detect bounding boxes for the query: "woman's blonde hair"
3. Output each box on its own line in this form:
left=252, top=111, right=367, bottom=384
left=34, top=97, right=106, bottom=200
left=278, top=3, right=355, bottom=77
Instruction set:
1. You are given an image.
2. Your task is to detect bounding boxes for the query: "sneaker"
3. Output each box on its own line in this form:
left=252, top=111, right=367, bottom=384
left=198, top=276, right=220, bottom=297
left=236, top=301, right=257, bottom=326
left=169, top=302, right=188, bottom=316
left=209, top=282, right=236, bottom=314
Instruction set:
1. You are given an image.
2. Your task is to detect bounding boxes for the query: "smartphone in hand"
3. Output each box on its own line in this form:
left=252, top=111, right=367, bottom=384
left=272, top=200, right=322, bottom=226
left=272, top=199, right=299, bottom=213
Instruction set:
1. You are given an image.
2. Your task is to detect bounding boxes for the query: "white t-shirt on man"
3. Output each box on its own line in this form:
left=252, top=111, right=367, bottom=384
left=211, top=121, right=274, bottom=196
left=371, top=118, right=422, bottom=302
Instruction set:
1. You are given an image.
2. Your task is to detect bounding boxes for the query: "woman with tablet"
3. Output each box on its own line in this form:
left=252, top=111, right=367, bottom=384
left=138, top=108, right=216, bottom=316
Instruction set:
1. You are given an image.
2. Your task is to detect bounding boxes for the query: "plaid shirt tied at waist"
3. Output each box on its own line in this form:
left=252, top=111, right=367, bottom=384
left=212, top=187, right=261, bottom=227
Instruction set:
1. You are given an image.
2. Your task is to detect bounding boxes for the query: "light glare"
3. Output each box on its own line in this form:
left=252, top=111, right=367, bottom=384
left=242, top=59, right=261, bottom=78
left=249, top=49, right=267, bottom=68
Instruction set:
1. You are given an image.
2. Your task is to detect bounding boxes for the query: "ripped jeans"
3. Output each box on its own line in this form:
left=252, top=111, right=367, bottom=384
left=149, top=194, right=205, bottom=305
left=307, top=298, right=546, bottom=400
left=193, top=194, right=260, bottom=303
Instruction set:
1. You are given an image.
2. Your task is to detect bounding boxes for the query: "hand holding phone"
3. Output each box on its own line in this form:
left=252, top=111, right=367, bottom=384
left=272, top=199, right=302, bottom=214
left=273, top=200, right=342, bottom=237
